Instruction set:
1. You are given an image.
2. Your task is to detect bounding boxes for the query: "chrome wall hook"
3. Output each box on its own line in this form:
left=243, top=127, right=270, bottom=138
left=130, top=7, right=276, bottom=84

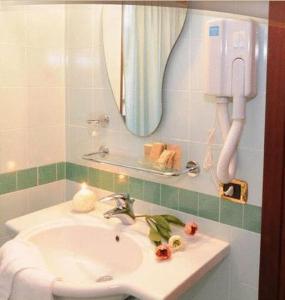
left=87, top=115, right=109, bottom=128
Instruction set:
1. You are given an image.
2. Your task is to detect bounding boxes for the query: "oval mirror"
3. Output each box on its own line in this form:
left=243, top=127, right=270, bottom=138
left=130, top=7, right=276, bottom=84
left=102, top=4, right=187, bottom=136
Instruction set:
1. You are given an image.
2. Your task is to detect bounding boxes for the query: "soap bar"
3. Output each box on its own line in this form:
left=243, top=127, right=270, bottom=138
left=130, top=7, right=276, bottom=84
left=149, top=143, right=165, bottom=161
left=167, top=144, right=182, bottom=170
left=165, top=150, right=176, bottom=169
left=144, top=143, right=153, bottom=159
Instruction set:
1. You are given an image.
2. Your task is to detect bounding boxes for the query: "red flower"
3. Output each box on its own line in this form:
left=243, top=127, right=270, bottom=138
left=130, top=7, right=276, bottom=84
left=155, top=244, right=172, bottom=260
left=184, top=222, right=198, bottom=236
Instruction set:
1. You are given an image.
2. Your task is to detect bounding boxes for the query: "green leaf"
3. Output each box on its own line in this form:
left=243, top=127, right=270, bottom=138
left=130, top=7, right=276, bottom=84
left=162, top=214, right=185, bottom=226
left=148, top=218, right=171, bottom=241
left=156, top=224, right=171, bottom=241
left=148, top=227, right=162, bottom=243
left=151, top=215, right=171, bottom=231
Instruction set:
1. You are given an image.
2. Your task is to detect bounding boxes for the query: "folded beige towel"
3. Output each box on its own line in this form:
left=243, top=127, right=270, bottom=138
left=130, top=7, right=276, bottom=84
left=156, top=150, right=176, bottom=169
left=149, top=143, right=165, bottom=161
left=167, top=145, right=182, bottom=170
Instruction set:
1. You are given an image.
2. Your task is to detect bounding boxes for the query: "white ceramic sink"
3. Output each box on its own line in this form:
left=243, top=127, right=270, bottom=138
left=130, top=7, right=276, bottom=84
left=7, top=201, right=230, bottom=300
left=19, top=220, right=143, bottom=284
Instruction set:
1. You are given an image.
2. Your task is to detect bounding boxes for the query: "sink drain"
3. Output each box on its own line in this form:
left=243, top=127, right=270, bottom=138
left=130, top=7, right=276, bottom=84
left=96, top=275, right=113, bottom=282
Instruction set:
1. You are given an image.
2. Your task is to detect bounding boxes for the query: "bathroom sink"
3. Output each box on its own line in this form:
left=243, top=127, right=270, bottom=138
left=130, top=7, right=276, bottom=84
left=8, top=202, right=230, bottom=300
left=18, top=220, right=143, bottom=284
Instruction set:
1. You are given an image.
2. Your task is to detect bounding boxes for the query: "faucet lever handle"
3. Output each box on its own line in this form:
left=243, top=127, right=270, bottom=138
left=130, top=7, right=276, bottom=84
left=100, top=193, right=136, bottom=225
left=115, top=194, right=135, bottom=210
left=100, top=193, right=135, bottom=208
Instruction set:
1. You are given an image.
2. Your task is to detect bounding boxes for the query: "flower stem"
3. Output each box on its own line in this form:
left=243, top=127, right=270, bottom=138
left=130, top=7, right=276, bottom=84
left=134, top=214, right=149, bottom=218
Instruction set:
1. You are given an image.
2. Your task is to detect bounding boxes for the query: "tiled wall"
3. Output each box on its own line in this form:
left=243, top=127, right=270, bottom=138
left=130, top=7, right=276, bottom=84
left=65, top=162, right=261, bottom=234
left=66, top=7, right=267, bottom=208
left=0, top=2, right=268, bottom=300
left=65, top=5, right=267, bottom=300
left=0, top=4, right=66, bottom=244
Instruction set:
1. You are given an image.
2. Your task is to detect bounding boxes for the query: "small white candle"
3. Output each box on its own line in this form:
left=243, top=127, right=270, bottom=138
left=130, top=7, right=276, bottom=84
left=72, top=183, right=96, bottom=213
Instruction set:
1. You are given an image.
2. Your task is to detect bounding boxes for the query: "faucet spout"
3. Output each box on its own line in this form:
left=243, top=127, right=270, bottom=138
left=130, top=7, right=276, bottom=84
left=100, top=193, right=136, bottom=225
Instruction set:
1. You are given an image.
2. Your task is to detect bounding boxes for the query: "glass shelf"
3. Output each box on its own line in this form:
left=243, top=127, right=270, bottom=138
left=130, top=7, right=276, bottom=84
left=82, top=147, right=200, bottom=177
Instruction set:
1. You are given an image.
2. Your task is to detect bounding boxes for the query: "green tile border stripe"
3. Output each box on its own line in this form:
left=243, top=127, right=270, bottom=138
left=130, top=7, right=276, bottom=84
left=0, top=161, right=262, bottom=234
left=0, top=162, right=66, bottom=195
left=67, top=162, right=262, bottom=234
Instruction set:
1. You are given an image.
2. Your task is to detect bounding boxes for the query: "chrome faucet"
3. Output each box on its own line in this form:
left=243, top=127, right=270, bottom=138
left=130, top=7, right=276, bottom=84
left=100, top=193, right=135, bottom=225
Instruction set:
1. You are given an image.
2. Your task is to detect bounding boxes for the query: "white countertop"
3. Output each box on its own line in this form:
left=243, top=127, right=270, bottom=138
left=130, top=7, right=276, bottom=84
left=5, top=201, right=230, bottom=300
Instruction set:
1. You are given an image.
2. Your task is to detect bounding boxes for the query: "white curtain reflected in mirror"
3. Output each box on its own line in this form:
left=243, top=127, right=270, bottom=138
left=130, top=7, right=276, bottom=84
left=102, top=4, right=187, bottom=136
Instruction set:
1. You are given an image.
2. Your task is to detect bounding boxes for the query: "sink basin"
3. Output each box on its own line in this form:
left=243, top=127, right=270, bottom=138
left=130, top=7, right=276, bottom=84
left=8, top=202, right=230, bottom=300
left=20, top=221, right=143, bottom=284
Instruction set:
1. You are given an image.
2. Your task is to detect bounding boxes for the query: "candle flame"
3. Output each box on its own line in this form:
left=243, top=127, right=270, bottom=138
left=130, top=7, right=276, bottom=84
left=81, top=182, right=87, bottom=189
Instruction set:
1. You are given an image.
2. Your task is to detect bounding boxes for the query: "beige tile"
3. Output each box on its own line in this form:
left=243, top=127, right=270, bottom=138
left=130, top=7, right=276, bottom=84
left=66, top=5, right=95, bottom=49
left=0, top=129, right=29, bottom=173
left=93, top=5, right=104, bottom=47
left=0, top=5, right=27, bottom=46
left=0, top=87, right=29, bottom=130
left=67, top=88, right=94, bottom=126
left=0, top=45, right=27, bottom=87
left=27, top=47, right=65, bottom=87
left=66, top=125, right=92, bottom=163
left=0, top=190, right=29, bottom=228
left=28, top=125, right=65, bottom=167
left=66, top=48, right=94, bottom=88
left=28, top=180, right=65, bottom=212
left=26, top=5, right=65, bottom=48
left=28, top=87, right=65, bottom=128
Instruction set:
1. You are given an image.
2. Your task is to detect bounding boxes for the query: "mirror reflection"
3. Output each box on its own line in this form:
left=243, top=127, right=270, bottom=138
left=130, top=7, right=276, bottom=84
left=102, top=4, right=187, bottom=136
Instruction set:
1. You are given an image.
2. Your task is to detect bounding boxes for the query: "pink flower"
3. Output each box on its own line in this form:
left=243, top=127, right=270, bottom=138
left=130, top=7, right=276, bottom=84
left=184, top=222, right=198, bottom=236
left=155, top=244, right=172, bottom=260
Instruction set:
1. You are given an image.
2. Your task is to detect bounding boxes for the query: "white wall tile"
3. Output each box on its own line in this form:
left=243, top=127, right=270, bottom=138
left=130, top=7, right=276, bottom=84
left=0, top=45, right=27, bottom=87
left=66, top=5, right=95, bottom=49
left=230, top=284, right=258, bottom=300
left=0, top=87, right=28, bottom=130
left=0, top=6, right=27, bottom=46
left=188, top=91, right=221, bottom=144
left=28, top=180, right=66, bottom=212
left=26, top=5, right=65, bottom=48
left=0, top=129, right=29, bottom=173
left=66, top=48, right=94, bottom=88
left=28, top=87, right=65, bottom=128
left=0, top=4, right=66, bottom=247
left=190, top=38, right=206, bottom=91
left=67, top=125, right=92, bottom=163
left=92, top=5, right=104, bottom=47
left=67, top=88, right=94, bottom=127
left=28, top=125, right=65, bottom=167
left=27, top=47, right=65, bottom=87
left=0, top=4, right=66, bottom=176
left=230, top=228, right=261, bottom=299
left=0, top=190, right=29, bottom=242
left=65, top=180, right=81, bottom=201
left=236, top=148, right=264, bottom=206
left=180, top=257, right=230, bottom=300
